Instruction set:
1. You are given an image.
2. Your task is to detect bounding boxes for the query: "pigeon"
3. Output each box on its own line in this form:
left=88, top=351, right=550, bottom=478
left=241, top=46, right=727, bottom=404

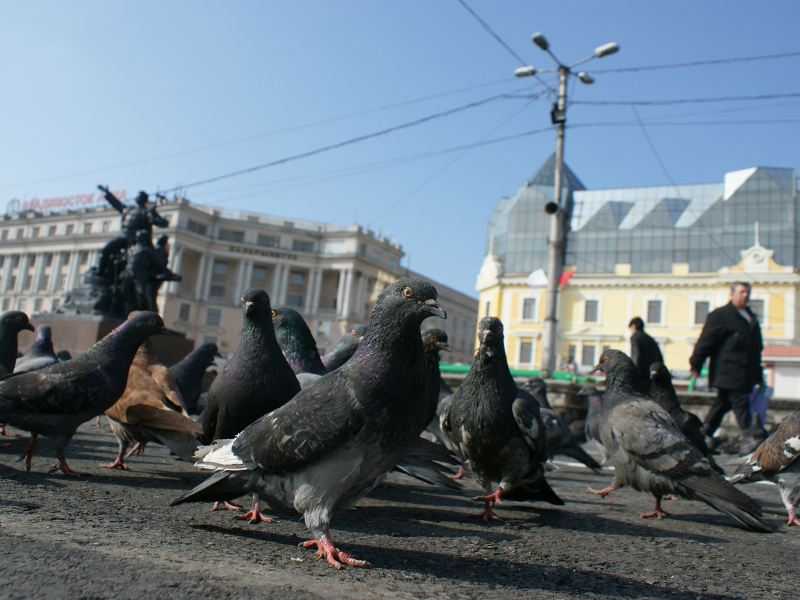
left=589, top=349, right=768, bottom=531
left=730, top=411, right=800, bottom=527
left=521, top=378, right=601, bottom=472
left=440, top=317, right=563, bottom=522
left=14, top=325, right=59, bottom=373
left=649, top=362, right=722, bottom=473
left=421, top=328, right=451, bottom=428
left=169, top=343, right=221, bottom=414
left=56, top=350, right=72, bottom=362
left=272, top=306, right=327, bottom=383
left=0, top=311, right=34, bottom=376
left=0, top=311, right=167, bottom=475
left=321, top=324, right=367, bottom=372
left=103, top=337, right=202, bottom=470
left=201, top=288, right=301, bottom=520
left=577, top=384, right=608, bottom=465
left=172, top=278, right=446, bottom=568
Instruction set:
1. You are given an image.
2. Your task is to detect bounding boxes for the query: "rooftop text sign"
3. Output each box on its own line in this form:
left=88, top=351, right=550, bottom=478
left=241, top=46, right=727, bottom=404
left=6, top=190, right=126, bottom=215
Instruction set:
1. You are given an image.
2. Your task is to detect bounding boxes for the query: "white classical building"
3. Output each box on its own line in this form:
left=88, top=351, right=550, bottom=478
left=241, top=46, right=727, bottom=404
left=0, top=197, right=478, bottom=362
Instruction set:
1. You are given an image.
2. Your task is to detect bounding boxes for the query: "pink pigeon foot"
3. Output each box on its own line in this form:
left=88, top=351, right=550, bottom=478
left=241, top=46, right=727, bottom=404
left=48, top=458, right=91, bottom=476
left=300, top=533, right=370, bottom=569
left=212, top=501, right=242, bottom=511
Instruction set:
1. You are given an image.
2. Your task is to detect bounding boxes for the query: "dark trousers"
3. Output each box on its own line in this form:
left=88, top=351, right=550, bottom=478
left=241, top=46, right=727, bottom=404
left=703, top=388, right=752, bottom=435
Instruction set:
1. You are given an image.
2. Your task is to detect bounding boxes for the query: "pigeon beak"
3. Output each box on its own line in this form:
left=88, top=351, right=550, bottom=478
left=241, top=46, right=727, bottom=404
left=440, top=342, right=451, bottom=352
left=23, top=323, right=35, bottom=332
left=161, top=326, right=170, bottom=335
left=424, top=299, right=446, bottom=319
left=245, top=302, right=256, bottom=316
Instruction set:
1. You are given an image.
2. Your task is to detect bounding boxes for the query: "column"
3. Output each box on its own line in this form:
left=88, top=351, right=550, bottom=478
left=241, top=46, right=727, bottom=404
left=341, top=268, right=354, bottom=317
left=168, top=245, right=183, bottom=294
left=278, top=265, right=290, bottom=305
left=243, top=259, right=254, bottom=294
left=201, top=254, right=215, bottom=301
left=0, top=255, right=12, bottom=293
left=48, top=251, right=63, bottom=293
left=311, top=269, right=323, bottom=313
left=304, top=268, right=318, bottom=311
left=15, top=254, right=29, bottom=294
left=66, top=251, right=80, bottom=291
left=271, top=263, right=283, bottom=301
left=335, top=269, right=346, bottom=315
left=233, top=259, right=247, bottom=302
left=354, top=273, right=367, bottom=320
left=31, top=253, right=45, bottom=293
left=195, top=253, right=209, bottom=300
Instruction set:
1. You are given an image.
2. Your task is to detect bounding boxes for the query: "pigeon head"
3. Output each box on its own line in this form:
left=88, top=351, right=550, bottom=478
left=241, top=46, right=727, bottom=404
left=348, top=324, right=368, bottom=342
left=56, top=350, right=72, bottom=362
left=0, top=311, right=35, bottom=334
left=375, top=279, right=446, bottom=323
left=477, top=316, right=504, bottom=348
left=35, top=324, right=53, bottom=344
left=126, top=311, right=168, bottom=337
left=271, top=305, right=307, bottom=331
left=576, top=384, right=599, bottom=397
left=422, top=328, right=451, bottom=353
left=649, top=362, right=671, bottom=384
left=522, top=376, right=550, bottom=408
left=196, top=342, right=222, bottom=364
left=241, top=288, right=272, bottom=320
left=594, top=348, right=640, bottom=389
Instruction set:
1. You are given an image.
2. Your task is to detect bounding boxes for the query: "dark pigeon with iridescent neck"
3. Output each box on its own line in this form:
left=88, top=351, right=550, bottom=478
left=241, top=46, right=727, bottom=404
left=15, top=325, right=59, bottom=373
left=173, top=278, right=446, bottom=569
left=322, top=324, right=367, bottom=372
left=421, top=328, right=451, bottom=428
left=0, top=311, right=167, bottom=476
left=272, top=306, right=327, bottom=376
left=0, top=311, right=34, bottom=376
left=169, top=343, right=221, bottom=414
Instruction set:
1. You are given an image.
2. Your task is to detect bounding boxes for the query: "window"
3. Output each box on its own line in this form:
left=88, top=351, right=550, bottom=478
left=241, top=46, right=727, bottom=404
left=252, top=266, right=267, bottom=281
left=48, top=226, right=56, bottom=236
left=286, top=294, right=303, bottom=307
left=209, top=285, right=226, bottom=298
left=567, top=345, right=576, bottom=364
left=519, top=341, right=533, bottom=363
left=65, top=224, right=74, bottom=235
left=485, top=301, right=491, bottom=317
left=187, top=220, right=208, bottom=236
left=32, top=227, right=39, bottom=238
left=9, top=276, right=17, bottom=289
left=581, top=345, right=595, bottom=366
left=33, top=298, right=42, bottom=312
left=749, top=299, right=764, bottom=323
left=16, top=229, right=23, bottom=239
left=11, top=255, right=19, bottom=268
left=602, top=345, right=611, bottom=353
left=695, top=301, right=710, bottom=325
left=257, top=234, right=280, bottom=248
left=205, top=308, right=222, bottom=325
left=522, top=298, right=536, bottom=320
left=371, top=250, right=380, bottom=261
left=50, top=299, right=59, bottom=311
left=17, top=299, right=26, bottom=311
left=212, top=261, right=229, bottom=277
left=202, top=335, right=218, bottom=345
left=102, top=221, right=110, bottom=232
left=292, top=240, right=314, bottom=253
left=44, top=253, right=53, bottom=267
left=57, top=274, right=66, bottom=290
left=0, top=230, right=7, bottom=240
left=647, top=300, right=662, bottom=324
left=83, top=223, right=92, bottom=234
left=289, top=271, right=305, bottom=286
left=218, top=229, right=244, bottom=243
left=40, top=275, right=49, bottom=289
left=584, top=300, right=598, bottom=322
left=388, top=258, right=396, bottom=269
left=79, top=251, right=89, bottom=265
left=23, top=275, right=32, bottom=290
left=179, top=303, right=191, bottom=321
left=0, top=257, right=4, bottom=268
left=1, top=299, right=9, bottom=311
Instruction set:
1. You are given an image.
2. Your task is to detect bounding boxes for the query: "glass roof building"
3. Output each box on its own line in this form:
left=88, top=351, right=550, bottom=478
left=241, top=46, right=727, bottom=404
left=486, top=155, right=798, bottom=276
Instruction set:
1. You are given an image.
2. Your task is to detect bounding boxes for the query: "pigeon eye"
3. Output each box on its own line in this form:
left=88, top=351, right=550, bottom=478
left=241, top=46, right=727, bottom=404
left=496, top=327, right=502, bottom=333
left=271, top=310, right=277, bottom=317
left=260, top=298, right=267, bottom=304
left=350, top=329, right=356, bottom=335
left=604, top=356, right=609, bottom=362
left=431, top=336, right=437, bottom=341
left=15, top=316, right=21, bottom=322
left=148, top=318, right=157, bottom=325
left=402, top=287, right=413, bottom=298
left=477, top=326, right=482, bottom=332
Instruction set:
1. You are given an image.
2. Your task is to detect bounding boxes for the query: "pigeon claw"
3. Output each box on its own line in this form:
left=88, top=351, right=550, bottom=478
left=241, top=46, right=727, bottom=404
left=19, top=437, right=38, bottom=472
left=787, top=509, right=800, bottom=527
left=212, top=501, right=242, bottom=512
left=300, top=535, right=371, bottom=569
left=100, top=457, right=130, bottom=470
left=48, top=458, right=91, bottom=477
left=587, top=486, right=616, bottom=501
left=234, top=504, right=274, bottom=524
left=125, top=442, right=146, bottom=458
left=448, top=465, right=466, bottom=480
left=469, top=508, right=503, bottom=523
left=471, top=489, right=503, bottom=505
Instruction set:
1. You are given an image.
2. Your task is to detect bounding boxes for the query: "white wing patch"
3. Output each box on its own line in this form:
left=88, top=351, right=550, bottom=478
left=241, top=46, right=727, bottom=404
left=194, top=438, right=248, bottom=471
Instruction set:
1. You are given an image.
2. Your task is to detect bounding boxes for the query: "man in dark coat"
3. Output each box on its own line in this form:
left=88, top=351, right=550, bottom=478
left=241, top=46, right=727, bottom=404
left=629, top=317, right=663, bottom=380
left=689, top=282, right=763, bottom=436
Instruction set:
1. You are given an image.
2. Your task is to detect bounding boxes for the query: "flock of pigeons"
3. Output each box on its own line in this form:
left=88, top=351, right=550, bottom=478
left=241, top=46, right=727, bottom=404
left=0, top=277, right=798, bottom=571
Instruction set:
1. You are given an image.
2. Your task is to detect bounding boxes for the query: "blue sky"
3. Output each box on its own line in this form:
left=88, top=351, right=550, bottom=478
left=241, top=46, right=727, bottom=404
left=2, top=2, right=799, bottom=297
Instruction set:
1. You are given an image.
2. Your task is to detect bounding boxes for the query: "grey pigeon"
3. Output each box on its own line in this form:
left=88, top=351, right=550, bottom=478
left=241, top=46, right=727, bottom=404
left=201, top=288, right=301, bottom=521
left=56, top=350, right=72, bottom=362
left=421, top=328, right=451, bottom=428
left=14, top=325, right=59, bottom=373
left=589, top=349, right=768, bottom=532
left=272, top=306, right=327, bottom=377
left=321, top=324, right=367, bottom=372
left=440, top=317, right=563, bottom=522
left=577, top=384, right=608, bottom=465
left=0, top=312, right=167, bottom=475
left=172, top=278, right=446, bottom=569
left=0, top=311, right=34, bottom=376
left=169, top=343, right=221, bottom=414
left=522, top=378, right=601, bottom=472
left=730, top=411, right=800, bottom=527
left=649, top=362, right=723, bottom=473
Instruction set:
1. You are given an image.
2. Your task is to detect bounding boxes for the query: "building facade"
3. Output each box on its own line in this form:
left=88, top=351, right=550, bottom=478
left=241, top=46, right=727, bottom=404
left=0, top=198, right=477, bottom=363
left=478, top=159, right=800, bottom=376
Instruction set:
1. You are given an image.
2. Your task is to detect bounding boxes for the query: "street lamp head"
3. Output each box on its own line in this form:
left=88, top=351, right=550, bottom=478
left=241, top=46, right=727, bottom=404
left=577, top=72, right=594, bottom=84
left=594, top=42, right=619, bottom=58
left=514, top=66, right=537, bottom=78
left=531, top=32, right=549, bottom=51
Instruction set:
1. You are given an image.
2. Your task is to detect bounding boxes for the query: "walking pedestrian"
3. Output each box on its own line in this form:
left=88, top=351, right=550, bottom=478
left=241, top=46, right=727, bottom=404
left=629, top=317, right=663, bottom=380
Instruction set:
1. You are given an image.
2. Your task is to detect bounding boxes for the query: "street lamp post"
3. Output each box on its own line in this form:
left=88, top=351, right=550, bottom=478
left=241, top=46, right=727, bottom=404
left=515, top=33, right=618, bottom=377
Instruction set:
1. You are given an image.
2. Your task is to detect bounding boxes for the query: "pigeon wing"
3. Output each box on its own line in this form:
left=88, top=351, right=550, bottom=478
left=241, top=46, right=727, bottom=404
left=735, top=411, right=800, bottom=478
left=512, top=389, right=545, bottom=453
left=232, top=370, right=364, bottom=474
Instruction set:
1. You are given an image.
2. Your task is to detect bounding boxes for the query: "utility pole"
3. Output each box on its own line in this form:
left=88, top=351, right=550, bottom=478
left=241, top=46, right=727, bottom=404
left=515, top=33, right=618, bottom=377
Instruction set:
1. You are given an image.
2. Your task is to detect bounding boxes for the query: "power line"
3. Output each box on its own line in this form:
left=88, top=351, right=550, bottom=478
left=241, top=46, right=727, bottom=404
left=588, top=50, right=800, bottom=74
left=161, top=92, right=538, bottom=194
left=455, top=0, right=527, bottom=66
left=571, top=118, right=800, bottom=128
left=572, top=92, right=800, bottom=106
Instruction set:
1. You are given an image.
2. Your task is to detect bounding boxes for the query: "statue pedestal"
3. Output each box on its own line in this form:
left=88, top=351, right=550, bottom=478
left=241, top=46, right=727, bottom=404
left=24, top=313, right=195, bottom=367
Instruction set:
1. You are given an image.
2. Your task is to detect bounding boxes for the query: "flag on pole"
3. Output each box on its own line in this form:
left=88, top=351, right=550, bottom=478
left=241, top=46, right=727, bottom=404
left=526, top=268, right=548, bottom=288
left=558, top=269, right=577, bottom=286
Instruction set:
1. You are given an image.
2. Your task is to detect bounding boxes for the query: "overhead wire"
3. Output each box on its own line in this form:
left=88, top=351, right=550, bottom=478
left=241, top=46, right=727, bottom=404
left=572, top=92, right=800, bottom=106
left=588, top=50, right=800, bottom=74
